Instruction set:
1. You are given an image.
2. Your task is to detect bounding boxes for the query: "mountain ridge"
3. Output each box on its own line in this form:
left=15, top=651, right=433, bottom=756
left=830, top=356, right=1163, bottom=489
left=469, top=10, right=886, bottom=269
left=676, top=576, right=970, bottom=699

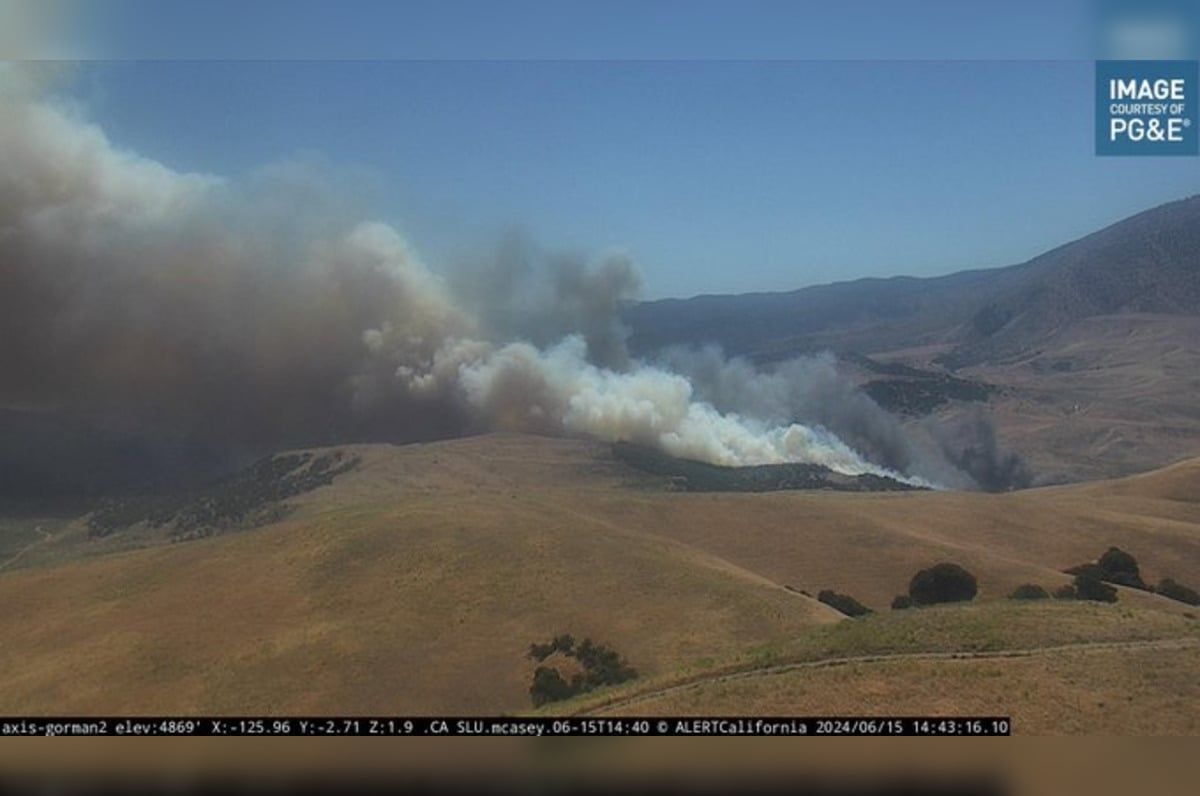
left=626, top=194, right=1200, bottom=365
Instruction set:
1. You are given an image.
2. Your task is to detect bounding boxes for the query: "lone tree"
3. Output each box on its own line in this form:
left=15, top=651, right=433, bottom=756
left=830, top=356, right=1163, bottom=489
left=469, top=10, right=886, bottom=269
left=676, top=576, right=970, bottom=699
left=908, top=563, right=978, bottom=606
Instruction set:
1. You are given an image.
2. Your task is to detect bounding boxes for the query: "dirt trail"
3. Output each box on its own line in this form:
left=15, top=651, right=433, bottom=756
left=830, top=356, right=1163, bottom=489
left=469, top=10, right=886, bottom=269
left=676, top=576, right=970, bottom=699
left=574, top=636, right=1200, bottom=715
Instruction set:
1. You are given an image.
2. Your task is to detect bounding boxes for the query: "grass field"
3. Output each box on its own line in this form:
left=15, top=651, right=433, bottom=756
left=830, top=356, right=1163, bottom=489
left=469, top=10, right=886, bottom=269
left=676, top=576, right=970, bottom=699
left=552, top=601, right=1200, bottom=733
left=0, top=432, right=1197, bottom=732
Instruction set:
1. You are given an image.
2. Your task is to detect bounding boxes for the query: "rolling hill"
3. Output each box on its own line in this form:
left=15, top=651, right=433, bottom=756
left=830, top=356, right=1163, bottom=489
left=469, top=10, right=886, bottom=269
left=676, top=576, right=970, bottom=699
left=1, top=432, right=1197, bottom=732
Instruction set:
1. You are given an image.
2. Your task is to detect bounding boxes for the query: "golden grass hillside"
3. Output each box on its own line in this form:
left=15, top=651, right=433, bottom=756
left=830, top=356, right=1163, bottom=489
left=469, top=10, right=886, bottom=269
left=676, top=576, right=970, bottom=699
left=555, top=601, right=1200, bottom=734
left=965, top=313, right=1200, bottom=482
left=0, top=432, right=1197, bottom=728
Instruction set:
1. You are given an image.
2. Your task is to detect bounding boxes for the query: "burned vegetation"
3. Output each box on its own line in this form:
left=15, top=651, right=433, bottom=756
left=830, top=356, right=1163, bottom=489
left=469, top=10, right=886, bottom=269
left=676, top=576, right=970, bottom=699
left=844, top=353, right=998, bottom=416
left=86, top=450, right=360, bottom=542
left=612, top=442, right=925, bottom=493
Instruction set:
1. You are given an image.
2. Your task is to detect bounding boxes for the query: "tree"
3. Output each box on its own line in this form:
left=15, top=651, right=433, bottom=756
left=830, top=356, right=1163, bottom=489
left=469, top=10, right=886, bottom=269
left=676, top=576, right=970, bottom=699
left=908, top=563, right=978, bottom=606
left=1155, top=578, right=1200, bottom=606
left=1067, top=548, right=1147, bottom=590
left=1009, top=584, right=1049, bottom=600
left=1074, top=573, right=1118, bottom=603
left=527, top=635, right=637, bottom=706
left=817, top=589, right=873, bottom=618
left=891, top=595, right=913, bottom=610
left=1097, top=547, right=1146, bottom=589
left=1098, top=547, right=1139, bottom=578
left=529, top=666, right=574, bottom=707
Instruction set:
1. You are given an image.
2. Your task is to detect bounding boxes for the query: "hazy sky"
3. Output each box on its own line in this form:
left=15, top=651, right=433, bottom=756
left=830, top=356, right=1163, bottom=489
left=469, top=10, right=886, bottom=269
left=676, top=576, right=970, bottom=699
left=54, top=1, right=1200, bottom=298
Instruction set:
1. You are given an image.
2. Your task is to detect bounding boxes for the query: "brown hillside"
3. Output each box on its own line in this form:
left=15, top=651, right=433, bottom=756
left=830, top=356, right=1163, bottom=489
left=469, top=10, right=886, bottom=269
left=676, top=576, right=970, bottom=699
left=0, top=433, right=1197, bottom=725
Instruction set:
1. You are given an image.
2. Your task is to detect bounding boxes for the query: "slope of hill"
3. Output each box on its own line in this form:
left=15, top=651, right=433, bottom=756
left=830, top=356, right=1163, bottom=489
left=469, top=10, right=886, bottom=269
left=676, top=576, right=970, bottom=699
left=0, top=433, right=1197, bottom=730
left=960, top=314, right=1200, bottom=482
left=573, top=610, right=1200, bottom=734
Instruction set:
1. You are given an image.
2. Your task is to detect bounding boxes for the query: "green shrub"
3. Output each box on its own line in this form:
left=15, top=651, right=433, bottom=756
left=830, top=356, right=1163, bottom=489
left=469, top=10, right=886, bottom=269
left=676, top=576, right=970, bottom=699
left=1074, top=573, right=1118, bottom=603
left=817, top=589, right=873, bottom=617
left=891, top=595, right=913, bottom=610
left=908, top=563, right=978, bottom=606
left=1156, top=578, right=1200, bottom=606
left=1009, top=584, right=1049, bottom=600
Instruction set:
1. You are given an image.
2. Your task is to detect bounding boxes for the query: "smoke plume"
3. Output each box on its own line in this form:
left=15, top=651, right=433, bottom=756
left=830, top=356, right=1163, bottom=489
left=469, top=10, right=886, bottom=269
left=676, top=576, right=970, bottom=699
left=0, top=66, right=1022, bottom=495
left=930, top=406, right=1034, bottom=492
left=654, top=347, right=978, bottom=488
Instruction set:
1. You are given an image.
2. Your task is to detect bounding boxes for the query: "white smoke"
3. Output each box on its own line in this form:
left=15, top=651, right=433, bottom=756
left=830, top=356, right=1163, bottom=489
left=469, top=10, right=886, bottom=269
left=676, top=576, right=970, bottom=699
left=395, top=336, right=925, bottom=483
left=654, top=346, right=977, bottom=488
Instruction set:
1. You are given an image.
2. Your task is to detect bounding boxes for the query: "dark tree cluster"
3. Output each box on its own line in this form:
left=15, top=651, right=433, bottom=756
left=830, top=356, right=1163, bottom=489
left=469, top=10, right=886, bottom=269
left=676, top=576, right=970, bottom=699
left=1065, top=547, right=1147, bottom=591
left=1063, top=546, right=1200, bottom=606
left=527, top=634, right=576, bottom=662
left=889, top=563, right=978, bottom=610
left=527, top=635, right=637, bottom=707
left=87, top=450, right=360, bottom=541
left=817, top=589, right=873, bottom=618
left=861, top=375, right=996, bottom=416
left=1074, top=573, right=1118, bottom=603
left=907, top=563, right=978, bottom=606
left=1156, top=578, right=1200, bottom=606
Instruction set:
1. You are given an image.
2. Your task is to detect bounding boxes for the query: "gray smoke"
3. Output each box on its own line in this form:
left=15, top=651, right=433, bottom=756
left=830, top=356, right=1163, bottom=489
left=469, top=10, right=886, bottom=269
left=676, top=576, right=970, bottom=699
left=449, top=229, right=640, bottom=371
left=0, top=65, right=1021, bottom=495
left=654, top=346, right=980, bottom=489
left=930, top=406, right=1033, bottom=492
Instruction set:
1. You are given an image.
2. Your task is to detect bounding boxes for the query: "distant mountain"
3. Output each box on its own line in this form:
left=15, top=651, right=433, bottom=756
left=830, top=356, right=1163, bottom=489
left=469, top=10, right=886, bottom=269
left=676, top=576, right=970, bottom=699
left=626, top=195, right=1200, bottom=367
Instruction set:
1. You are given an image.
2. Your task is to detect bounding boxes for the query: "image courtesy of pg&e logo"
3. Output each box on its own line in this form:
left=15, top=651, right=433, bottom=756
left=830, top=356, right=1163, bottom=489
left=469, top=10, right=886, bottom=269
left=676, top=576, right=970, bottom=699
left=1096, top=60, right=1198, bottom=155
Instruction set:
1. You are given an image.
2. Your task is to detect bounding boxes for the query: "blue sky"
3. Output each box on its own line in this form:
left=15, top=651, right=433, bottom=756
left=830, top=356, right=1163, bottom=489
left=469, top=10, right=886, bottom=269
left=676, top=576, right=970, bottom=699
left=59, top=1, right=1200, bottom=298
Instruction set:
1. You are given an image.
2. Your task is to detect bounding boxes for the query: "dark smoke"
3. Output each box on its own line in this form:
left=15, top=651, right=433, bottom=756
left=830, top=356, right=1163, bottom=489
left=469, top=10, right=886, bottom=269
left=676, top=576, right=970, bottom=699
left=931, top=407, right=1034, bottom=492
left=449, top=229, right=640, bottom=370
